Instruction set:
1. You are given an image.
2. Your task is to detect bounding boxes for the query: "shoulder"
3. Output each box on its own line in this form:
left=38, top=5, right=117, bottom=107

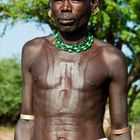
left=22, top=36, right=53, bottom=57
left=94, top=38, right=127, bottom=64
left=93, top=39, right=127, bottom=76
left=22, top=36, right=53, bottom=52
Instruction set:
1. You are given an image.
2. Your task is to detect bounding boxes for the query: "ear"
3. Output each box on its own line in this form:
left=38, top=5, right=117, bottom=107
left=90, top=0, right=98, bottom=11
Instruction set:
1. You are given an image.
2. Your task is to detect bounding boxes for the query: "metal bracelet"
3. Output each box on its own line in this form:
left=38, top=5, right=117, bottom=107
left=110, top=126, right=129, bottom=135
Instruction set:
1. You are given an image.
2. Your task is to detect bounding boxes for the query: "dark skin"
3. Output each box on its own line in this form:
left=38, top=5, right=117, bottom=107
left=14, top=0, right=131, bottom=140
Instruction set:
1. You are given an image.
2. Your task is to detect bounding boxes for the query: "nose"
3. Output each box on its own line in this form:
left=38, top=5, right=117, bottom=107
left=61, top=0, right=72, bottom=12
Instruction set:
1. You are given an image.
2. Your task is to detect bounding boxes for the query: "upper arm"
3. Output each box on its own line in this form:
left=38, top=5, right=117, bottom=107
left=21, top=43, right=34, bottom=114
left=107, top=48, right=128, bottom=129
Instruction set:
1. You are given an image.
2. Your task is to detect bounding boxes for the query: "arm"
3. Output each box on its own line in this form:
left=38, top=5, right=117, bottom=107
left=14, top=43, right=34, bottom=140
left=107, top=49, right=131, bottom=140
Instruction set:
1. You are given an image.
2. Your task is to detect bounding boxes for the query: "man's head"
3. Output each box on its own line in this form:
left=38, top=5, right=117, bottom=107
left=49, top=0, right=98, bottom=33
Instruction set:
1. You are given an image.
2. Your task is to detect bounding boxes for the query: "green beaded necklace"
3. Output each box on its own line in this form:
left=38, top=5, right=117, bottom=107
left=53, top=32, right=94, bottom=53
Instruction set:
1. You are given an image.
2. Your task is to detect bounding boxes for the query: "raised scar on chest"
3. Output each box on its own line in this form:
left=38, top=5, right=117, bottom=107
left=59, top=62, right=74, bottom=77
left=47, top=61, right=85, bottom=88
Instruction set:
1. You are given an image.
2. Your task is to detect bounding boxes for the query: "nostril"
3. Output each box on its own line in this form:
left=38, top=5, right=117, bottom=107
left=61, top=1, right=72, bottom=12
left=61, top=8, right=72, bottom=12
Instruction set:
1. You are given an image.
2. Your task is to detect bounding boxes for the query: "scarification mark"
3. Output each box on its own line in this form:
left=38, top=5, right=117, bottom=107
left=59, top=62, right=74, bottom=90
left=45, top=53, right=93, bottom=113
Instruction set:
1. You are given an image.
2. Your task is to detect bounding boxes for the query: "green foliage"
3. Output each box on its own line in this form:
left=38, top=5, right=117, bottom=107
left=129, top=90, right=140, bottom=122
left=0, top=0, right=49, bottom=21
left=91, top=0, right=139, bottom=46
left=0, top=0, right=54, bottom=32
left=0, top=58, right=22, bottom=123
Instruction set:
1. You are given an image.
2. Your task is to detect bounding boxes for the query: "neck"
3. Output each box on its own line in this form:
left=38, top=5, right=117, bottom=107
left=59, top=28, right=88, bottom=45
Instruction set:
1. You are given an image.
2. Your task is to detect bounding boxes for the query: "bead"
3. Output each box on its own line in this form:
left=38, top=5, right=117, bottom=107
left=68, top=49, right=73, bottom=53
left=83, top=47, right=88, bottom=51
left=76, top=49, right=81, bottom=53
left=53, top=32, right=94, bottom=53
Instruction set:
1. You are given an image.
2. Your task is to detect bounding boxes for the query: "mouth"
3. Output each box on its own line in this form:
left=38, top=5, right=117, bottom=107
left=58, top=19, right=75, bottom=25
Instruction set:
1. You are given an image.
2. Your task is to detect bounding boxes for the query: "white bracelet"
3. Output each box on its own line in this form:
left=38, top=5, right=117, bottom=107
left=20, top=114, right=34, bottom=120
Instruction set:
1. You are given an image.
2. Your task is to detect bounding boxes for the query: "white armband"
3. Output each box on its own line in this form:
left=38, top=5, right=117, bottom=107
left=20, top=114, right=34, bottom=120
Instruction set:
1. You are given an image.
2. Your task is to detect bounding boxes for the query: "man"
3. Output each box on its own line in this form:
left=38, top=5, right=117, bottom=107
left=14, top=0, right=131, bottom=140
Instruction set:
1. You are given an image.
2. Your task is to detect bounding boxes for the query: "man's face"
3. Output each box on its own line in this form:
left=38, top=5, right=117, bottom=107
left=50, top=0, right=91, bottom=33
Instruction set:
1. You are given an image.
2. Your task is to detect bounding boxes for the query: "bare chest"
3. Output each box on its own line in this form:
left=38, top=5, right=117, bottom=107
left=30, top=51, right=108, bottom=91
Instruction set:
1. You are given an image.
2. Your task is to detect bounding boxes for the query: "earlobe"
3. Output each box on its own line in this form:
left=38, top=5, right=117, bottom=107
left=48, top=10, right=54, bottom=21
left=90, top=0, right=99, bottom=16
left=92, top=7, right=99, bottom=16
left=48, top=10, right=52, bottom=18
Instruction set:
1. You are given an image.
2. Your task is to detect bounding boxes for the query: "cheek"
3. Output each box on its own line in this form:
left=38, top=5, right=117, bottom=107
left=73, top=3, right=90, bottom=14
left=77, top=10, right=91, bottom=25
left=74, top=5, right=91, bottom=20
left=78, top=16, right=90, bottom=28
left=51, top=4, right=61, bottom=17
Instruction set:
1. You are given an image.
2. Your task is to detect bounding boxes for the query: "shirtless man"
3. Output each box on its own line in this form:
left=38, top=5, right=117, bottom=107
left=14, top=0, right=131, bottom=140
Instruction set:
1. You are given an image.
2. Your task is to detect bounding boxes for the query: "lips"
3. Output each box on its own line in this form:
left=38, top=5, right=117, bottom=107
left=58, top=19, right=74, bottom=25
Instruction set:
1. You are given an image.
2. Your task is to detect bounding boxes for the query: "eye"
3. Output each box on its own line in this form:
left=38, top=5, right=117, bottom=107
left=71, top=0, right=85, bottom=4
left=51, top=0, right=63, bottom=5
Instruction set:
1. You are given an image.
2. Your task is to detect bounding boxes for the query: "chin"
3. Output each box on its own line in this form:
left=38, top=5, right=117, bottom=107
left=56, top=22, right=88, bottom=33
left=59, top=27, right=77, bottom=33
left=58, top=26, right=79, bottom=33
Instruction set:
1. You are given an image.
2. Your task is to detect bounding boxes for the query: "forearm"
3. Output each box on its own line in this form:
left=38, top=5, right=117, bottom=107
left=14, top=119, right=34, bottom=140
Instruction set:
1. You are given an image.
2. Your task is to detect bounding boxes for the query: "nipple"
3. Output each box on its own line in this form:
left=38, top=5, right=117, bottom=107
left=87, top=80, right=96, bottom=87
left=34, top=76, right=38, bottom=81
left=91, top=82, right=96, bottom=86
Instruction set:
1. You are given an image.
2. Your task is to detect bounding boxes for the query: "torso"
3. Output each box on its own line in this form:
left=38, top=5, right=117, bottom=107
left=28, top=36, right=111, bottom=140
